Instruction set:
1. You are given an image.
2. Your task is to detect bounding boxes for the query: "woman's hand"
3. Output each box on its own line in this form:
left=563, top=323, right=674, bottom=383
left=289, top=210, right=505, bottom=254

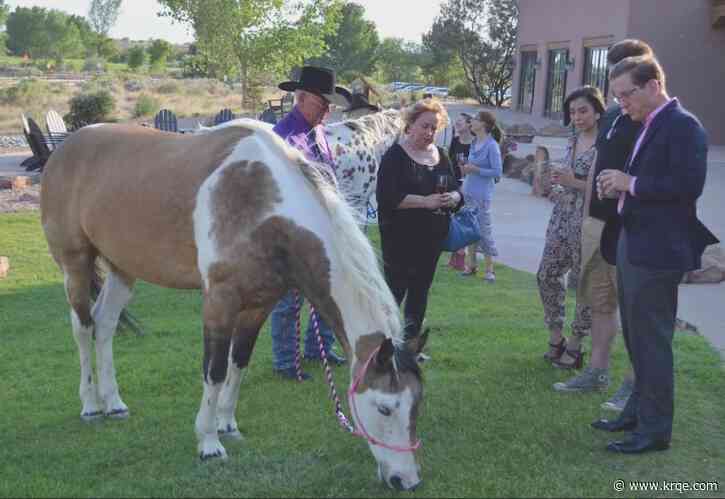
left=441, top=191, right=461, bottom=208
left=461, top=163, right=477, bottom=175
left=425, top=194, right=446, bottom=210
left=551, top=166, right=575, bottom=188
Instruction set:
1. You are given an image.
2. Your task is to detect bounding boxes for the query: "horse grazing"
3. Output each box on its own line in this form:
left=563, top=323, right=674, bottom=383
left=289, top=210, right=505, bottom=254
left=40, top=119, right=425, bottom=491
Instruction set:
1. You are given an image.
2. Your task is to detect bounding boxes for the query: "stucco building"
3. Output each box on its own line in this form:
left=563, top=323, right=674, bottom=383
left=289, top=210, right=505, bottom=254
left=511, top=0, right=725, bottom=144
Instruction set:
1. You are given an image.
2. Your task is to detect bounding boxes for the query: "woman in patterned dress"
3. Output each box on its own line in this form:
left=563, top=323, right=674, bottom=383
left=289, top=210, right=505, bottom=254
left=538, top=86, right=606, bottom=369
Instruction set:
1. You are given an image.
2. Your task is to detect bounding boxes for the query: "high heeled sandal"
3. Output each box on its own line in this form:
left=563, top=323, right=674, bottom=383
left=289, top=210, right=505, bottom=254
left=551, top=348, right=584, bottom=369
left=460, top=267, right=478, bottom=276
left=543, top=337, right=566, bottom=361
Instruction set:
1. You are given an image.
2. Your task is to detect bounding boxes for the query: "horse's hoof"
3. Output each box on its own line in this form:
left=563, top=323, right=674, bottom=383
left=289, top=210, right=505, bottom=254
left=218, top=428, right=243, bottom=441
left=199, top=450, right=227, bottom=461
left=80, top=411, right=104, bottom=423
left=105, top=408, right=130, bottom=420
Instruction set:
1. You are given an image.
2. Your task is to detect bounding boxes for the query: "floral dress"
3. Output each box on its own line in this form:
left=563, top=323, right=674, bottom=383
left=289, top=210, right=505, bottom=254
left=536, top=135, right=595, bottom=337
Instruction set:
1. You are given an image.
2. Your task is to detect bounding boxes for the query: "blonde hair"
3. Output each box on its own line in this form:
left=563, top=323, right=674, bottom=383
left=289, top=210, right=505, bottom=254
left=403, top=98, right=449, bottom=133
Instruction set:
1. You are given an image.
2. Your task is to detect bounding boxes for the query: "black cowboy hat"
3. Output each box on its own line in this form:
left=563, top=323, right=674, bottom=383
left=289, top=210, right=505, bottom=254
left=278, top=66, right=352, bottom=107
left=342, top=93, right=381, bottom=113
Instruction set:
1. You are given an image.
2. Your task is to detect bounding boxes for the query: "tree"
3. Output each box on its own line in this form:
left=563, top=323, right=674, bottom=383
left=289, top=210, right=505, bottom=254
left=158, top=0, right=343, bottom=104
left=309, top=2, right=379, bottom=82
left=423, top=0, right=517, bottom=106
left=127, top=45, right=145, bottom=70
left=5, top=7, right=84, bottom=62
left=148, top=39, right=172, bottom=69
left=374, top=38, right=423, bottom=83
left=88, top=0, right=122, bottom=36
left=0, top=0, right=9, bottom=28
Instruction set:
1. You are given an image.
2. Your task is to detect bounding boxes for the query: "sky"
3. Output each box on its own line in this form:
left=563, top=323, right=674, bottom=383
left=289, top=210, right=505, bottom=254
left=6, top=0, right=445, bottom=44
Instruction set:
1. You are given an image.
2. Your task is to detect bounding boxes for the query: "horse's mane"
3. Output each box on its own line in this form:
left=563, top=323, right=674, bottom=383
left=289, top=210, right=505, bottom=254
left=251, top=123, right=404, bottom=341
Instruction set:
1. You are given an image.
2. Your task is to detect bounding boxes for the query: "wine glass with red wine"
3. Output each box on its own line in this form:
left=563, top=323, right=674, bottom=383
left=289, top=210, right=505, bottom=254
left=433, top=174, right=448, bottom=214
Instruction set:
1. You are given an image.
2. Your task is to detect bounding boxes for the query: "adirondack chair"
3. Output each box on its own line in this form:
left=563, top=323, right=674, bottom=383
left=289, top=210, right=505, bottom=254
left=45, top=109, right=69, bottom=149
left=213, top=108, right=235, bottom=125
left=153, top=109, right=178, bottom=132
left=20, top=114, right=52, bottom=172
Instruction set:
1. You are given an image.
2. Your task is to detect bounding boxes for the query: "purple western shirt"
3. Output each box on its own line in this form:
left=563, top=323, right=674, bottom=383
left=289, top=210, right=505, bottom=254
left=272, top=106, right=334, bottom=167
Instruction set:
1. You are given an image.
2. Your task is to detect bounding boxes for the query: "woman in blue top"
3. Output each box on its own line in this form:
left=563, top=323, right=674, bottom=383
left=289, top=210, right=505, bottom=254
left=460, top=111, right=503, bottom=282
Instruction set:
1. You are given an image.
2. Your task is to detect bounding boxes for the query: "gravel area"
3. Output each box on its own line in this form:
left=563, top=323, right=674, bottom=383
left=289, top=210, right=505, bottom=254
left=0, top=135, right=30, bottom=153
left=0, top=184, right=40, bottom=213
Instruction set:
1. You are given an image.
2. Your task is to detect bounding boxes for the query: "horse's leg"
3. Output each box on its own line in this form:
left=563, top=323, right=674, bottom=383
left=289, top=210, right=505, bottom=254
left=195, top=284, right=239, bottom=460
left=92, top=270, right=135, bottom=418
left=63, top=258, right=103, bottom=422
left=217, top=308, right=268, bottom=440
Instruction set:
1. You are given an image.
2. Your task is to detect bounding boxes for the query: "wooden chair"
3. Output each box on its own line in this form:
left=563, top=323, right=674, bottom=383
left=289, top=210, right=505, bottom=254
left=213, top=108, right=235, bottom=125
left=20, top=114, right=52, bottom=172
left=45, top=109, right=69, bottom=149
left=153, top=109, right=178, bottom=132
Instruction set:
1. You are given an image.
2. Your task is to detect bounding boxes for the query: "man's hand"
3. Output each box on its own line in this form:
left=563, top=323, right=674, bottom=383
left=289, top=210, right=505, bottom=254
left=597, top=169, right=633, bottom=198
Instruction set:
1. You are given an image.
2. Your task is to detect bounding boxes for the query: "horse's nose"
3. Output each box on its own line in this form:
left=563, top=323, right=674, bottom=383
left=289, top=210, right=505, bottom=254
left=389, top=476, right=404, bottom=491
left=389, top=476, right=422, bottom=492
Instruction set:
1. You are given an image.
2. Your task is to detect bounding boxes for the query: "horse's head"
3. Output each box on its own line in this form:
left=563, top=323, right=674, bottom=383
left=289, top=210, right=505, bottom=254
left=350, top=331, right=427, bottom=491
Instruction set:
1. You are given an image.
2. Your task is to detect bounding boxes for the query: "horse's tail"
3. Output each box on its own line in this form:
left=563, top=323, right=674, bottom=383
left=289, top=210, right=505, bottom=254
left=91, top=261, right=144, bottom=336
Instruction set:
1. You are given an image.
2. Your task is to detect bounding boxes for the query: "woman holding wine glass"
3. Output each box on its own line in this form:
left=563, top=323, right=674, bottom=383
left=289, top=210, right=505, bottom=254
left=446, top=113, right=473, bottom=270
left=537, top=86, right=605, bottom=369
left=376, top=98, right=464, bottom=342
left=459, top=111, right=503, bottom=282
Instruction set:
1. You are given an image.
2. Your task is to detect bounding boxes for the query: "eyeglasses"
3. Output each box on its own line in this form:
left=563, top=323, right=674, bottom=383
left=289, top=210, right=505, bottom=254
left=613, top=86, right=641, bottom=104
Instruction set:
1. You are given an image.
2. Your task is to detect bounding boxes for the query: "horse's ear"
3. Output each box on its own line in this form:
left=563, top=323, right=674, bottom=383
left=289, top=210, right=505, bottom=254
left=405, top=329, right=429, bottom=355
left=376, top=338, right=395, bottom=369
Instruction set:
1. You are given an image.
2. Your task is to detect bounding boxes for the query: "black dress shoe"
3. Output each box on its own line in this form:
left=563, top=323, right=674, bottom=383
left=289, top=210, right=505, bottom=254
left=606, top=434, right=670, bottom=454
left=304, top=351, right=347, bottom=366
left=273, top=367, right=311, bottom=381
left=591, top=417, right=637, bottom=432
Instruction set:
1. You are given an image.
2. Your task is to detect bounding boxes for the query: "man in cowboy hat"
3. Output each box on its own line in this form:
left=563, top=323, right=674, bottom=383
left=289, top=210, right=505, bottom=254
left=270, top=65, right=351, bottom=380
left=342, top=93, right=381, bottom=120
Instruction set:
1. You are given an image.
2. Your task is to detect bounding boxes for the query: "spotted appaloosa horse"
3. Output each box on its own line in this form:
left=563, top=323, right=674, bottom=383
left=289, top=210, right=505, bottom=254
left=324, top=109, right=404, bottom=217
left=40, top=119, right=425, bottom=490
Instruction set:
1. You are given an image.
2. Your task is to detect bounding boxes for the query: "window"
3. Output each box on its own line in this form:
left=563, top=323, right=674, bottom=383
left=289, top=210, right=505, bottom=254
left=517, top=51, right=537, bottom=113
left=583, top=46, right=609, bottom=97
left=545, top=48, right=569, bottom=120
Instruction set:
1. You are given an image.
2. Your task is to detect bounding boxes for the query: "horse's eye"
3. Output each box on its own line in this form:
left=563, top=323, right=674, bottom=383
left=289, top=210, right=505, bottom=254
left=377, top=405, right=392, bottom=417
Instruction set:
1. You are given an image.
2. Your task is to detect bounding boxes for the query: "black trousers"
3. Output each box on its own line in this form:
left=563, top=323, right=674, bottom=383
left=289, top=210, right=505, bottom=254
left=616, top=230, right=683, bottom=440
left=383, top=247, right=442, bottom=339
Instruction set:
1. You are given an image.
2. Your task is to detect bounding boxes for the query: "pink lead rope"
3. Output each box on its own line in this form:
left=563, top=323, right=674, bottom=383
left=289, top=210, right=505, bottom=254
left=293, top=299, right=420, bottom=453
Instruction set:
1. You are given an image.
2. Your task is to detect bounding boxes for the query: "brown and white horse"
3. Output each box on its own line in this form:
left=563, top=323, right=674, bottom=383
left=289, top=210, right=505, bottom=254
left=40, top=119, right=424, bottom=490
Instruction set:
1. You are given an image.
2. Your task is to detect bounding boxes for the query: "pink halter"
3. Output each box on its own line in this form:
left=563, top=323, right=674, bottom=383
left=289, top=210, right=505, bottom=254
left=347, top=345, right=421, bottom=453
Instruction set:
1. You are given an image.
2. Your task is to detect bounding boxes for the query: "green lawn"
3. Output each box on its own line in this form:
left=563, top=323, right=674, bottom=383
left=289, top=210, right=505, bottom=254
left=1, top=212, right=723, bottom=498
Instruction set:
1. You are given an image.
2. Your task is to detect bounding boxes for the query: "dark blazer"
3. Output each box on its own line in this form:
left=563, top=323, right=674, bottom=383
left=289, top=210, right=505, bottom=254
left=601, top=99, right=719, bottom=271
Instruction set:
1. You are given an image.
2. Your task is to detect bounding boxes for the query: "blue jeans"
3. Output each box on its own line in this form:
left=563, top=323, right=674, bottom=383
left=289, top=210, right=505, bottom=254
left=269, top=290, right=336, bottom=370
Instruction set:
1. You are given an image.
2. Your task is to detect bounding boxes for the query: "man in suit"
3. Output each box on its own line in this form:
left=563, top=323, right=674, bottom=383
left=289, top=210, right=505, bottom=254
left=595, top=56, right=719, bottom=454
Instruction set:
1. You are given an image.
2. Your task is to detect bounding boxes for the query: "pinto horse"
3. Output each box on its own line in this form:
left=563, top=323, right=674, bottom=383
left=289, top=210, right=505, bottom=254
left=40, top=119, right=425, bottom=491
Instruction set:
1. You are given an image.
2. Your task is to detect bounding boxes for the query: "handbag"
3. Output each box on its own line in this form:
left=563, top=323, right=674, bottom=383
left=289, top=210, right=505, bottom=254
left=442, top=205, right=481, bottom=252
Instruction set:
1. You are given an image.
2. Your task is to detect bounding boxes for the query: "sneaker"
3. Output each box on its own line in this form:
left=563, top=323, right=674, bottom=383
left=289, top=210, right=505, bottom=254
left=553, top=367, right=609, bottom=393
left=484, top=271, right=496, bottom=282
left=601, top=378, right=634, bottom=412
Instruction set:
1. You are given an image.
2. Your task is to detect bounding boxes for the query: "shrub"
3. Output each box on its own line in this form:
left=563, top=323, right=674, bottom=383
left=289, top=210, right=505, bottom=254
left=450, top=82, right=474, bottom=99
left=155, top=80, right=180, bottom=94
left=64, top=90, right=115, bottom=129
left=0, top=78, right=51, bottom=106
left=133, top=93, right=160, bottom=117
left=83, top=56, right=107, bottom=73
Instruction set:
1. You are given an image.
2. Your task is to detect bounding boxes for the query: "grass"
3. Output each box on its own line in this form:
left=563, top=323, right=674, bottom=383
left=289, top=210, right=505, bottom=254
left=1, top=211, right=724, bottom=497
